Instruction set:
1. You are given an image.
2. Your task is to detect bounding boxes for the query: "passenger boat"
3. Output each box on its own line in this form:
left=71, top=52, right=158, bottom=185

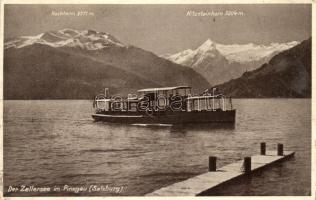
left=92, top=86, right=236, bottom=124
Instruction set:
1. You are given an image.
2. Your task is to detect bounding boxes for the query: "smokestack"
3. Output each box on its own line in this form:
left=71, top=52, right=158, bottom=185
left=104, top=88, right=109, bottom=98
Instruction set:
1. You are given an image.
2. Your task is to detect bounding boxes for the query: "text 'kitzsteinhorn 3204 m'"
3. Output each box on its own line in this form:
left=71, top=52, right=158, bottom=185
left=92, top=86, right=236, bottom=124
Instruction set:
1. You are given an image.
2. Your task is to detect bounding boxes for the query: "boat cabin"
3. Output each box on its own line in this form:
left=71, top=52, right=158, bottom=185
left=94, top=86, right=233, bottom=113
left=137, top=86, right=191, bottom=98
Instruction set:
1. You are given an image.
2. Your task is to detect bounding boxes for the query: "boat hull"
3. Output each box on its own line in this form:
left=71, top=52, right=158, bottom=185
left=92, top=110, right=236, bottom=124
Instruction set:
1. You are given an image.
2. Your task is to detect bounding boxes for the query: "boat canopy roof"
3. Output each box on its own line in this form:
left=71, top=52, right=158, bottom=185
left=187, top=94, right=225, bottom=100
left=137, top=86, right=191, bottom=93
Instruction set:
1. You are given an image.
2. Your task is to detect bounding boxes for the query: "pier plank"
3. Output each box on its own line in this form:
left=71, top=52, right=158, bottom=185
left=146, top=151, right=294, bottom=196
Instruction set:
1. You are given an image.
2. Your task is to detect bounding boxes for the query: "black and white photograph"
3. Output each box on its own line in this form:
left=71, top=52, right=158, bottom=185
left=1, top=2, right=313, bottom=197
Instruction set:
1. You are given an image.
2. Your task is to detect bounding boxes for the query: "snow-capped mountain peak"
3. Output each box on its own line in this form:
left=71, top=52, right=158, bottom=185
left=165, top=39, right=223, bottom=67
left=197, top=39, right=216, bottom=52
left=161, top=38, right=300, bottom=86
left=216, top=41, right=299, bottom=63
left=4, top=29, right=126, bottom=50
left=164, top=39, right=299, bottom=65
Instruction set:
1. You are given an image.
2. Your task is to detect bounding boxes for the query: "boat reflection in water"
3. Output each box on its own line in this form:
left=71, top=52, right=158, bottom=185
left=92, top=86, right=236, bottom=124
left=171, top=122, right=235, bottom=132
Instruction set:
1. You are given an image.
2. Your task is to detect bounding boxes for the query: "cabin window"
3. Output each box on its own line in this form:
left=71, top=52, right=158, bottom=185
left=166, top=90, right=173, bottom=97
left=208, top=99, right=213, bottom=110
left=176, top=89, right=186, bottom=96
left=129, top=102, right=137, bottom=111
left=96, top=100, right=110, bottom=111
left=122, top=102, right=128, bottom=111
left=112, top=102, right=121, bottom=111
left=186, top=88, right=192, bottom=95
left=157, top=97, right=167, bottom=110
left=193, top=99, right=198, bottom=111
left=200, top=98, right=207, bottom=111
left=187, top=100, right=192, bottom=112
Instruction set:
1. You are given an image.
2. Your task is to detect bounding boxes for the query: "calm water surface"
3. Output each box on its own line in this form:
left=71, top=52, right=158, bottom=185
left=3, top=99, right=311, bottom=196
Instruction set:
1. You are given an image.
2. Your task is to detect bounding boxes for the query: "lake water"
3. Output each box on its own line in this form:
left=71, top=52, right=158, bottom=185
left=3, top=99, right=311, bottom=196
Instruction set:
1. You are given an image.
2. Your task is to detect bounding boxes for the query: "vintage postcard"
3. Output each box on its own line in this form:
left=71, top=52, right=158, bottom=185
left=0, top=0, right=314, bottom=199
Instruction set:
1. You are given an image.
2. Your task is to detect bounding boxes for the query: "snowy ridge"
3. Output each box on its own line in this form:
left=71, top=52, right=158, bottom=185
left=164, top=39, right=299, bottom=65
left=5, top=28, right=125, bottom=50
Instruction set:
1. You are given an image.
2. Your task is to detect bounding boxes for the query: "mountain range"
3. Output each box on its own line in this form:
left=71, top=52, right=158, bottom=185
left=214, top=38, right=311, bottom=98
left=4, top=28, right=311, bottom=99
left=162, top=39, right=299, bottom=86
left=4, top=29, right=210, bottom=99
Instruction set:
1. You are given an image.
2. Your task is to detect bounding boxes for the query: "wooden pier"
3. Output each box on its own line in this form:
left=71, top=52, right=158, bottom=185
left=146, top=143, right=294, bottom=196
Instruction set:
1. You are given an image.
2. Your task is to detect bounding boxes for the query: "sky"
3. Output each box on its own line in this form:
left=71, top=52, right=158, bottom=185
left=4, top=4, right=311, bottom=55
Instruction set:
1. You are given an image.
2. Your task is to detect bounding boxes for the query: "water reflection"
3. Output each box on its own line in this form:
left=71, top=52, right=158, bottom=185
left=171, top=123, right=235, bottom=132
left=3, top=99, right=311, bottom=196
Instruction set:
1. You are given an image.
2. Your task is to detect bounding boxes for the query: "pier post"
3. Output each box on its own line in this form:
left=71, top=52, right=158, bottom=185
left=244, top=157, right=251, bottom=173
left=260, top=142, right=266, bottom=155
left=277, top=143, right=284, bottom=156
left=209, top=156, right=217, bottom=171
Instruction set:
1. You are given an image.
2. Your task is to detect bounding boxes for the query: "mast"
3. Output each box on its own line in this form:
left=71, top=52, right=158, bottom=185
left=212, top=88, right=216, bottom=111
